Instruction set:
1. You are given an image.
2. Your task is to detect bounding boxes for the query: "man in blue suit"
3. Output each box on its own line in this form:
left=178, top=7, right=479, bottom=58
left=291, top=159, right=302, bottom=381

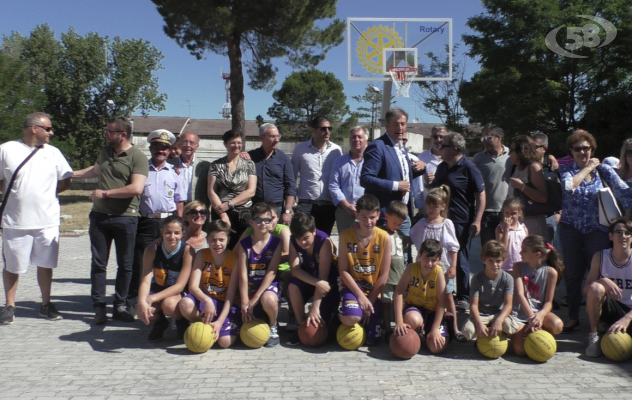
left=360, top=108, right=424, bottom=235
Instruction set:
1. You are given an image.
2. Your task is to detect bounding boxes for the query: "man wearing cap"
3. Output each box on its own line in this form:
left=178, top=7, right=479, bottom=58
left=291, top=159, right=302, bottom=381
left=72, top=117, right=149, bottom=324
left=128, top=129, right=186, bottom=304
left=168, top=132, right=211, bottom=207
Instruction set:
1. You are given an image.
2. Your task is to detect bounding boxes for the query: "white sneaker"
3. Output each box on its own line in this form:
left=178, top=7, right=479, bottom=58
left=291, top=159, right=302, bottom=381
left=586, top=332, right=601, bottom=357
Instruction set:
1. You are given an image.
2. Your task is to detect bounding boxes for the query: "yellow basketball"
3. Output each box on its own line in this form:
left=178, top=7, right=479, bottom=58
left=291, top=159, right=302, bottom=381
left=477, top=333, right=508, bottom=359
left=240, top=319, right=270, bottom=348
left=524, top=330, right=557, bottom=362
left=601, top=332, right=632, bottom=362
left=337, top=323, right=366, bottom=350
left=183, top=322, right=215, bottom=353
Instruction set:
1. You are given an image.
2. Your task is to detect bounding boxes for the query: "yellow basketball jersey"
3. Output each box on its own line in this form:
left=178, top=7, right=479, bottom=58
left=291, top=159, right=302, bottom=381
left=404, top=263, right=442, bottom=311
left=199, top=249, right=238, bottom=303
left=341, top=227, right=388, bottom=295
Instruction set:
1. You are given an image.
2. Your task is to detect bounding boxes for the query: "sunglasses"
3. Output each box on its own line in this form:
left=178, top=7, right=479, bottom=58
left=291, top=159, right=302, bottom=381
left=480, top=136, right=494, bottom=142
left=252, top=217, right=272, bottom=224
left=35, top=125, right=53, bottom=132
left=187, top=209, right=207, bottom=216
left=440, top=144, right=453, bottom=149
left=571, top=146, right=592, bottom=153
left=319, top=126, right=333, bottom=132
left=432, top=135, right=445, bottom=140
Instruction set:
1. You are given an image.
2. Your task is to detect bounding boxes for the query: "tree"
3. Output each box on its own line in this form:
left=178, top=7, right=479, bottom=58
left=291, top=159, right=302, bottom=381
left=7, top=25, right=167, bottom=168
left=351, top=83, right=386, bottom=141
left=267, top=68, right=350, bottom=140
left=460, top=0, right=632, bottom=155
left=411, top=46, right=477, bottom=141
left=152, top=0, right=345, bottom=138
left=0, top=50, right=45, bottom=143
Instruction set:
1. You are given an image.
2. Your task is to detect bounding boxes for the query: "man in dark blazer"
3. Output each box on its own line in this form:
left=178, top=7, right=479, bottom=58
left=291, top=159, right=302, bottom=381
left=360, top=108, right=424, bottom=235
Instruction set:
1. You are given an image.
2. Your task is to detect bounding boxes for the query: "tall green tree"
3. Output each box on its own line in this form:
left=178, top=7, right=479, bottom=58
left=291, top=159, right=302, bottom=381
left=460, top=0, right=632, bottom=156
left=267, top=68, right=349, bottom=140
left=0, top=50, right=45, bottom=143
left=152, top=0, right=344, bottom=138
left=351, top=83, right=386, bottom=141
left=5, top=24, right=167, bottom=168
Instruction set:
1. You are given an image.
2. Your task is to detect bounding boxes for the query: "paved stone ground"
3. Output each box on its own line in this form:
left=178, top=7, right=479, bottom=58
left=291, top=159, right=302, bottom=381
left=1, top=235, right=631, bottom=400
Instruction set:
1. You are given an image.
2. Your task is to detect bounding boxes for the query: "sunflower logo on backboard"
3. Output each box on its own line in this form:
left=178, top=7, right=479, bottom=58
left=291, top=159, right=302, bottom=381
left=356, top=25, right=404, bottom=75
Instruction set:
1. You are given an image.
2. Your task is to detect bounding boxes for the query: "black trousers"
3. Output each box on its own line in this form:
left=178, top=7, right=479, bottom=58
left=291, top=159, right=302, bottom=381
left=296, top=203, right=337, bottom=236
left=129, top=217, right=162, bottom=300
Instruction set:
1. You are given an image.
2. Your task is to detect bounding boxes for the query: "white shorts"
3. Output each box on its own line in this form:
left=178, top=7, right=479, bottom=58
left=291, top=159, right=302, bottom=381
left=2, top=227, right=60, bottom=274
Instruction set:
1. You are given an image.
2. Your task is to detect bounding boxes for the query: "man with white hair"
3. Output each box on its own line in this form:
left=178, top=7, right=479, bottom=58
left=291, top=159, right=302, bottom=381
left=248, top=123, right=296, bottom=225
left=0, top=113, right=72, bottom=324
left=168, top=131, right=211, bottom=207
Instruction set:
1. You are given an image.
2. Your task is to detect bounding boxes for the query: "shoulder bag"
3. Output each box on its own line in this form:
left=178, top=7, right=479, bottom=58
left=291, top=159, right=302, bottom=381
left=596, top=169, right=623, bottom=227
left=0, top=145, right=44, bottom=218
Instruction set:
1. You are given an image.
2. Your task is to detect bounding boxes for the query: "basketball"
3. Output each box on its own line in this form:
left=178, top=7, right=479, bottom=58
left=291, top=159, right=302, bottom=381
left=337, top=323, right=366, bottom=350
left=183, top=322, right=215, bottom=353
left=524, top=330, right=557, bottom=362
left=476, top=333, right=508, bottom=359
left=240, top=319, right=270, bottom=348
left=298, top=320, right=329, bottom=347
left=601, top=332, right=632, bottom=362
left=389, top=328, right=421, bottom=359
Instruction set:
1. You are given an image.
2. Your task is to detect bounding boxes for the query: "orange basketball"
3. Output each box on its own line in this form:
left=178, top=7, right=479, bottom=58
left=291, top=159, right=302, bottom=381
left=389, top=328, right=421, bottom=359
left=298, top=320, right=329, bottom=347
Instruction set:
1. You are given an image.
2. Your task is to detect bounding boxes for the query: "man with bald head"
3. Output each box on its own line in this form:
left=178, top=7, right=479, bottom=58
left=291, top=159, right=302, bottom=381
left=0, top=113, right=73, bottom=325
left=168, top=132, right=211, bottom=207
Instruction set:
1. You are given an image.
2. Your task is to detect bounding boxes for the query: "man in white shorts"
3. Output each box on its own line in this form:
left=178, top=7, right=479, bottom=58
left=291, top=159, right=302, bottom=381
left=0, top=113, right=73, bottom=324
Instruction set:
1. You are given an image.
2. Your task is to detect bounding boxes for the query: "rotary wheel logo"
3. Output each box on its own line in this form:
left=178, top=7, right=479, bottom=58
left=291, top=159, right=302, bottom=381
left=356, top=25, right=404, bottom=75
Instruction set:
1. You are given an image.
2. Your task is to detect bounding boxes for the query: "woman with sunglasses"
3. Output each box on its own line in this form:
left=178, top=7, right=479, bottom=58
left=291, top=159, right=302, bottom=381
left=558, top=130, right=632, bottom=333
left=183, top=201, right=209, bottom=252
left=208, top=130, right=257, bottom=250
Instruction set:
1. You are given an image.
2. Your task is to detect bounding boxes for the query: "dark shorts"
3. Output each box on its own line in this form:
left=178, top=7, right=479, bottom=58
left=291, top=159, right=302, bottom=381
left=339, top=288, right=382, bottom=345
left=601, top=299, right=632, bottom=334
left=182, top=294, right=241, bottom=337
left=288, top=277, right=340, bottom=324
left=404, top=305, right=450, bottom=338
left=251, top=282, right=280, bottom=323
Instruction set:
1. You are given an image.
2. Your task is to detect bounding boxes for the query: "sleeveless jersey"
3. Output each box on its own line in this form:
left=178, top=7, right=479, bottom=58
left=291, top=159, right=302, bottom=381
left=151, top=241, right=187, bottom=293
left=404, top=263, right=442, bottom=311
left=290, top=229, right=338, bottom=281
left=600, top=249, right=632, bottom=308
left=199, top=249, right=238, bottom=303
left=341, top=227, right=388, bottom=295
left=512, top=263, right=550, bottom=321
left=240, top=234, right=281, bottom=296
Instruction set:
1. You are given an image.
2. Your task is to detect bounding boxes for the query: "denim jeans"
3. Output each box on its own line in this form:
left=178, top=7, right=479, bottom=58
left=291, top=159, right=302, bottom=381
left=480, top=211, right=502, bottom=248
left=453, top=221, right=472, bottom=302
left=559, top=223, right=611, bottom=321
left=89, top=212, right=138, bottom=308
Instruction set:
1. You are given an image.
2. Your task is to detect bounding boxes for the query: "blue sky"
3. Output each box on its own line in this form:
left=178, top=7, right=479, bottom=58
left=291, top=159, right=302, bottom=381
left=0, top=0, right=485, bottom=124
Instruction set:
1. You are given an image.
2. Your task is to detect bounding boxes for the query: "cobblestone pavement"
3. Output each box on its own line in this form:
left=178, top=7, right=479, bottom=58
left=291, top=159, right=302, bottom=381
left=1, top=235, right=631, bottom=400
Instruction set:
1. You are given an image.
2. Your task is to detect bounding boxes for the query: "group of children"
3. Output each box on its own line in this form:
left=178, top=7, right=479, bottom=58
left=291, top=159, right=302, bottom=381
left=134, top=190, right=570, bottom=357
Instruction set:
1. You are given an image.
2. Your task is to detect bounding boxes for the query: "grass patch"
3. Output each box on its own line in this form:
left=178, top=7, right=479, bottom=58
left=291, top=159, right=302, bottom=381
left=60, top=201, right=92, bottom=231
left=59, top=190, right=92, bottom=197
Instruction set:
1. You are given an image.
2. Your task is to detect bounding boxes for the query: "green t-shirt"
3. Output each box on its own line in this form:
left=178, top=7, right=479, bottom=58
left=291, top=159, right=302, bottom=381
left=244, top=223, right=291, bottom=272
left=93, top=145, right=149, bottom=217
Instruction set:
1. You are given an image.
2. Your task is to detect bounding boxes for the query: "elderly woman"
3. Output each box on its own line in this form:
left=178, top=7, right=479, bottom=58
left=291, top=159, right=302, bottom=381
left=208, top=130, right=256, bottom=250
left=617, top=138, right=632, bottom=184
left=183, top=201, right=209, bottom=252
left=507, top=135, right=548, bottom=238
left=558, top=130, right=632, bottom=333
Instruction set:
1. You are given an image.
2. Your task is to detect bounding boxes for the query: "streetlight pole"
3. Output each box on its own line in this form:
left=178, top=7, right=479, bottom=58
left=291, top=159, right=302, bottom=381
left=370, top=86, right=381, bottom=141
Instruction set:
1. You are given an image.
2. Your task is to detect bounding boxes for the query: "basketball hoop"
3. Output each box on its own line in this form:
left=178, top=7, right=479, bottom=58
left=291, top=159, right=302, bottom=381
left=389, top=66, right=418, bottom=97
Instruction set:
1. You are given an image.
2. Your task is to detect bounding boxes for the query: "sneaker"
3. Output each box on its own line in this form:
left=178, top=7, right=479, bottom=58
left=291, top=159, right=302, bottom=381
left=456, top=299, right=470, bottom=311
left=265, top=324, right=280, bottom=347
left=455, top=331, right=468, bottom=343
left=586, top=332, right=601, bottom=358
left=286, top=309, right=298, bottom=332
left=40, top=302, right=63, bottom=321
left=176, top=318, right=190, bottom=340
left=112, top=306, right=135, bottom=322
left=94, top=306, right=107, bottom=325
left=286, top=332, right=301, bottom=346
left=149, top=315, right=170, bottom=342
left=0, top=305, right=15, bottom=325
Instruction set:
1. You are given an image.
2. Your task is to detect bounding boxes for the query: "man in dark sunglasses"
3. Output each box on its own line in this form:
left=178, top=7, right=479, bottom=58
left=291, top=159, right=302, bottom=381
left=291, top=116, right=342, bottom=236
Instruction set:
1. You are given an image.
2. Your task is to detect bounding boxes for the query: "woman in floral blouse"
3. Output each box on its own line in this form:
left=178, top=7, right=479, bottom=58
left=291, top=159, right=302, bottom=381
left=208, top=130, right=257, bottom=250
left=558, top=130, right=632, bottom=333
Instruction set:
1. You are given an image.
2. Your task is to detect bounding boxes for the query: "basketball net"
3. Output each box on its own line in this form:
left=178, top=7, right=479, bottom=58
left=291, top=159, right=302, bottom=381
left=389, top=66, right=418, bottom=98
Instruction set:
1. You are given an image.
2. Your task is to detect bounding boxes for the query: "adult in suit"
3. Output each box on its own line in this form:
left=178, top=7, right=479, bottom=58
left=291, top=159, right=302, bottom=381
left=168, top=132, right=211, bottom=207
left=360, top=108, right=424, bottom=235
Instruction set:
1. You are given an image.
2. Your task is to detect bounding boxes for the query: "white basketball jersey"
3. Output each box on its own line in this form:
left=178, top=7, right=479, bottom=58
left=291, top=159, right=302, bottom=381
left=600, top=249, right=632, bottom=308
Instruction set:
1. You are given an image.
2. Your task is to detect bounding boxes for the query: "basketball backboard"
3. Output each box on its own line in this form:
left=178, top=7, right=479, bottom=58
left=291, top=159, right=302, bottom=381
left=347, top=18, right=453, bottom=82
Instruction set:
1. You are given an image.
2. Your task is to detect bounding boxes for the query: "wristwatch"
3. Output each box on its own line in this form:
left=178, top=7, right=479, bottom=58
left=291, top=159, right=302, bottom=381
left=227, top=201, right=234, bottom=210
left=284, top=210, right=291, bottom=214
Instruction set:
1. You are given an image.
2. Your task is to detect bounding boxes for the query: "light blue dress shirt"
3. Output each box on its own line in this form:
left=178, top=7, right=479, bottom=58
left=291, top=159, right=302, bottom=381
left=139, top=160, right=186, bottom=214
left=329, top=153, right=365, bottom=206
